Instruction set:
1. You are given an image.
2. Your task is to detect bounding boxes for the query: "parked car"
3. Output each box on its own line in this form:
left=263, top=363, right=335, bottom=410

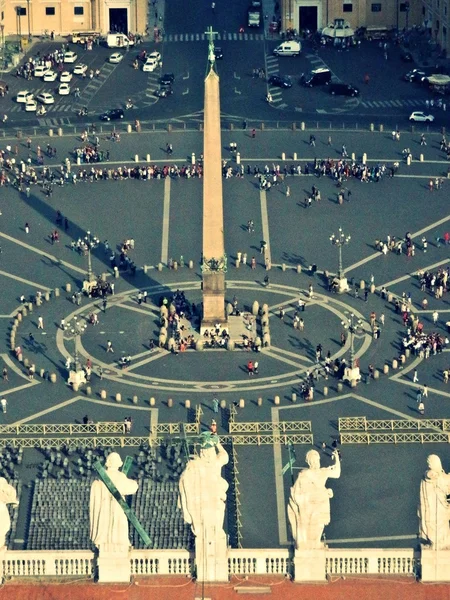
left=154, top=87, right=173, bottom=97
left=60, top=71, right=73, bottom=82
left=268, top=75, right=292, bottom=88
left=160, top=73, right=175, bottom=86
left=329, top=83, right=360, bottom=97
left=36, top=92, right=55, bottom=104
left=404, top=69, right=427, bottom=82
left=58, top=83, right=71, bottom=96
left=109, top=52, right=124, bottom=64
left=63, top=51, right=78, bottom=63
left=24, top=99, right=38, bottom=112
left=301, top=68, right=332, bottom=87
left=34, top=65, right=50, bottom=78
left=142, top=57, right=158, bottom=72
left=409, top=111, right=434, bottom=122
left=43, top=70, right=58, bottom=82
left=73, top=63, right=88, bottom=76
left=99, top=108, right=124, bottom=121
left=16, top=90, right=34, bottom=103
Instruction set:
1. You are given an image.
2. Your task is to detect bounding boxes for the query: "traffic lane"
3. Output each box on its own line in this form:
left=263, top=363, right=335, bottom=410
left=217, top=40, right=269, bottom=116
left=223, top=177, right=262, bottom=267
left=164, top=0, right=248, bottom=35
left=167, top=178, right=202, bottom=265
left=144, top=41, right=206, bottom=117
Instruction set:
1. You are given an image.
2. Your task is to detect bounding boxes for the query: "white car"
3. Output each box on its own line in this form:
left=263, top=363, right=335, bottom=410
left=34, top=64, right=50, bottom=77
left=36, top=92, right=55, bottom=105
left=142, top=57, right=158, bottom=72
left=109, top=52, right=123, bottom=64
left=409, top=111, right=435, bottom=123
left=16, top=90, right=34, bottom=103
left=73, top=63, right=88, bottom=76
left=148, top=51, right=161, bottom=62
left=63, top=51, right=78, bottom=63
left=43, top=70, right=58, bottom=82
left=58, top=83, right=71, bottom=96
left=60, top=71, right=73, bottom=83
left=24, top=99, right=38, bottom=112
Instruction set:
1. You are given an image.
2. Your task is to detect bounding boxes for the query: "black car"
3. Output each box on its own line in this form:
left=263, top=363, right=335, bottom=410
left=329, top=83, right=360, bottom=97
left=404, top=69, right=426, bottom=82
left=154, top=87, right=173, bottom=98
left=214, top=46, right=223, bottom=59
left=160, top=73, right=175, bottom=86
left=268, top=75, right=292, bottom=88
left=99, top=108, right=124, bottom=121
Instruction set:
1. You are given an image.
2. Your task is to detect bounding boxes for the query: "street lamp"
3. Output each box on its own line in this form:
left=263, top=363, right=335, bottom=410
left=64, top=316, right=88, bottom=389
left=341, top=313, right=363, bottom=383
left=26, top=0, right=31, bottom=42
left=0, top=25, right=5, bottom=68
left=84, top=230, right=99, bottom=282
left=329, top=227, right=351, bottom=292
left=16, top=8, right=23, bottom=52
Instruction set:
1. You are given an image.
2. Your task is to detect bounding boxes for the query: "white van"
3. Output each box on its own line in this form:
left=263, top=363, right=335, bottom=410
left=273, top=41, right=301, bottom=56
left=105, top=34, right=135, bottom=48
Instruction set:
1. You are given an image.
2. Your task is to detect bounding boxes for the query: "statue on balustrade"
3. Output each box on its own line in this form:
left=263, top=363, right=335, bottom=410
left=288, top=449, right=341, bottom=549
left=178, top=432, right=229, bottom=579
left=89, top=452, right=138, bottom=552
left=0, top=478, right=19, bottom=549
left=419, top=454, right=450, bottom=549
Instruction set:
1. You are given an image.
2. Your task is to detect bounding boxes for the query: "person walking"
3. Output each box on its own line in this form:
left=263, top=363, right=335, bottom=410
left=212, top=396, right=219, bottom=413
left=413, top=368, right=418, bottom=383
left=0, top=398, right=7, bottom=413
left=102, top=298, right=107, bottom=313
left=38, top=316, right=44, bottom=330
left=247, top=360, right=254, bottom=376
left=432, top=310, right=439, bottom=324
left=422, top=384, right=428, bottom=399
left=25, top=222, right=30, bottom=234
left=106, top=340, right=114, bottom=353
left=2, top=367, right=8, bottom=382
left=418, top=400, right=425, bottom=415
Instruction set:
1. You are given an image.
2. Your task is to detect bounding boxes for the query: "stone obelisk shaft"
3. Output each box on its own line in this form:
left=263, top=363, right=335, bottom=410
left=201, top=66, right=226, bottom=331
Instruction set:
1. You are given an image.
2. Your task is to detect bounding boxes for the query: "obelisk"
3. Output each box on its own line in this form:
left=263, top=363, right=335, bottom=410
left=201, top=27, right=227, bottom=334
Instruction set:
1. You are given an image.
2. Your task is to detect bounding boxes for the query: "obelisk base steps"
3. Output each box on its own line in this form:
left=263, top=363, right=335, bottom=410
left=201, top=272, right=227, bottom=334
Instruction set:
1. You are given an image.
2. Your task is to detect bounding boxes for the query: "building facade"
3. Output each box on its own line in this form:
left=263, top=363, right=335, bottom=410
left=421, top=0, right=450, bottom=54
left=281, top=0, right=422, bottom=35
left=0, top=0, right=147, bottom=39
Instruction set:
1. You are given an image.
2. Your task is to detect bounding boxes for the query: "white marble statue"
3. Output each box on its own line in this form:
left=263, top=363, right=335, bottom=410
left=89, top=452, right=138, bottom=552
left=288, top=449, right=341, bottom=549
left=178, top=432, right=229, bottom=581
left=419, top=454, right=450, bottom=549
left=0, top=478, right=19, bottom=549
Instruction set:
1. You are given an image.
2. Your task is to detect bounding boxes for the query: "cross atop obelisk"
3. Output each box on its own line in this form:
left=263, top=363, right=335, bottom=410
left=200, top=25, right=227, bottom=334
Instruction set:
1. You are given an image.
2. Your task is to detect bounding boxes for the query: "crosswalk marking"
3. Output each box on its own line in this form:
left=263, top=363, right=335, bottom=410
left=164, top=32, right=265, bottom=42
left=361, top=98, right=428, bottom=109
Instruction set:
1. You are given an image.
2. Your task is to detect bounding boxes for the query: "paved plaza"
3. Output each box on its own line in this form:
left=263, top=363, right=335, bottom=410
left=0, top=125, right=450, bottom=552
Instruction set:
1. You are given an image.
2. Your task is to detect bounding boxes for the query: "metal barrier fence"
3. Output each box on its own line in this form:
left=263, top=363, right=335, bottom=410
left=340, top=432, right=450, bottom=444
left=228, top=420, right=311, bottom=434
left=338, top=416, right=450, bottom=432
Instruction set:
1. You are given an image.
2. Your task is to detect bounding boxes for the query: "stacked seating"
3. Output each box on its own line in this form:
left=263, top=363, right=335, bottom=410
left=0, top=446, right=23, bottom=549
left=131, top=479, right=193, bottom=550
left=27, top=477, right=94, bottom=550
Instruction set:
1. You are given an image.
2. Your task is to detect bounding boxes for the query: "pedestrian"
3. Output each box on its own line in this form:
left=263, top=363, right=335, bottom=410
left=432, top=310, right=439, bottom=324
left=298, top=318, right=304, bottom=331
left=420, top=134, right=427, bottom=146
left=106, top=340, right=114, bottom=353
left=413, top=369, right=418, bottom=383
left=0, top=398, right=6, bottom=413
left=443, top=369, right=449, bottom=384
left=286, top=185, right=290, bottom=197
left=422, top=384, right=428, bottom=398
left=380, top=313, right=385, bottom=326
left=38, top=316, right=44, bottom=330
left=212, top=396, right=219, bottom=413
left=143, top=290, right=148, bottom=303
left=279, top=307, right=285, bottom=321
left=264, top=275, right=269, bottom=287
left=253, top=361, right=259, bottom=375
left=210, top=419, right=217, bottom=434
left=60, top=319, right=65, bottom=330
left=308, top=283, right=314, bottom=299
left=251, top=128, right=256, bottom=139
left=416, top=388, right=422, bottom=404
left=98, top=366, right=103, bottom=380
left=251, top=256, right=256, bottom=269
left=327, top=135, right=332, bottom=146
left=247, top=360, right=254, bottom=375
left=110, top=283, right=115, bottom=295
left=137, top=291, right=143, bottom=305
left=25, top=222, right=30, bottom=234
left=2, top=367, right=8, bottom=382
left=364, top=289, right=369, bottom=302
left=65, top=356, right=71, bottom=369
left=418, top=400, right=425, bottom=415
left=102, top=298, right=107, bottom=313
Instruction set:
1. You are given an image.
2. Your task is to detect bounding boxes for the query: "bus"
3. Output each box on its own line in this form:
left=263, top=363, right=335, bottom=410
left=70, top=31, right=101, bottom=45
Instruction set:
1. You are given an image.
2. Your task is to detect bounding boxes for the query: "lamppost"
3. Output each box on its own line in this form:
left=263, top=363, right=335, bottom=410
left=84, top=231, right=99, bottom=282
left=26, top=0, right=31, bottom=42
left=64, top=316, right=88, bottom=389
left=16, top=7, right=23, bottom=52
left=0, top=25, right=4, bottom=68
left=329, top=227, right=351, bottom=293
left=405, top=0, right=410, bottom=31
left=341, top=313, right=363, bottom=383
